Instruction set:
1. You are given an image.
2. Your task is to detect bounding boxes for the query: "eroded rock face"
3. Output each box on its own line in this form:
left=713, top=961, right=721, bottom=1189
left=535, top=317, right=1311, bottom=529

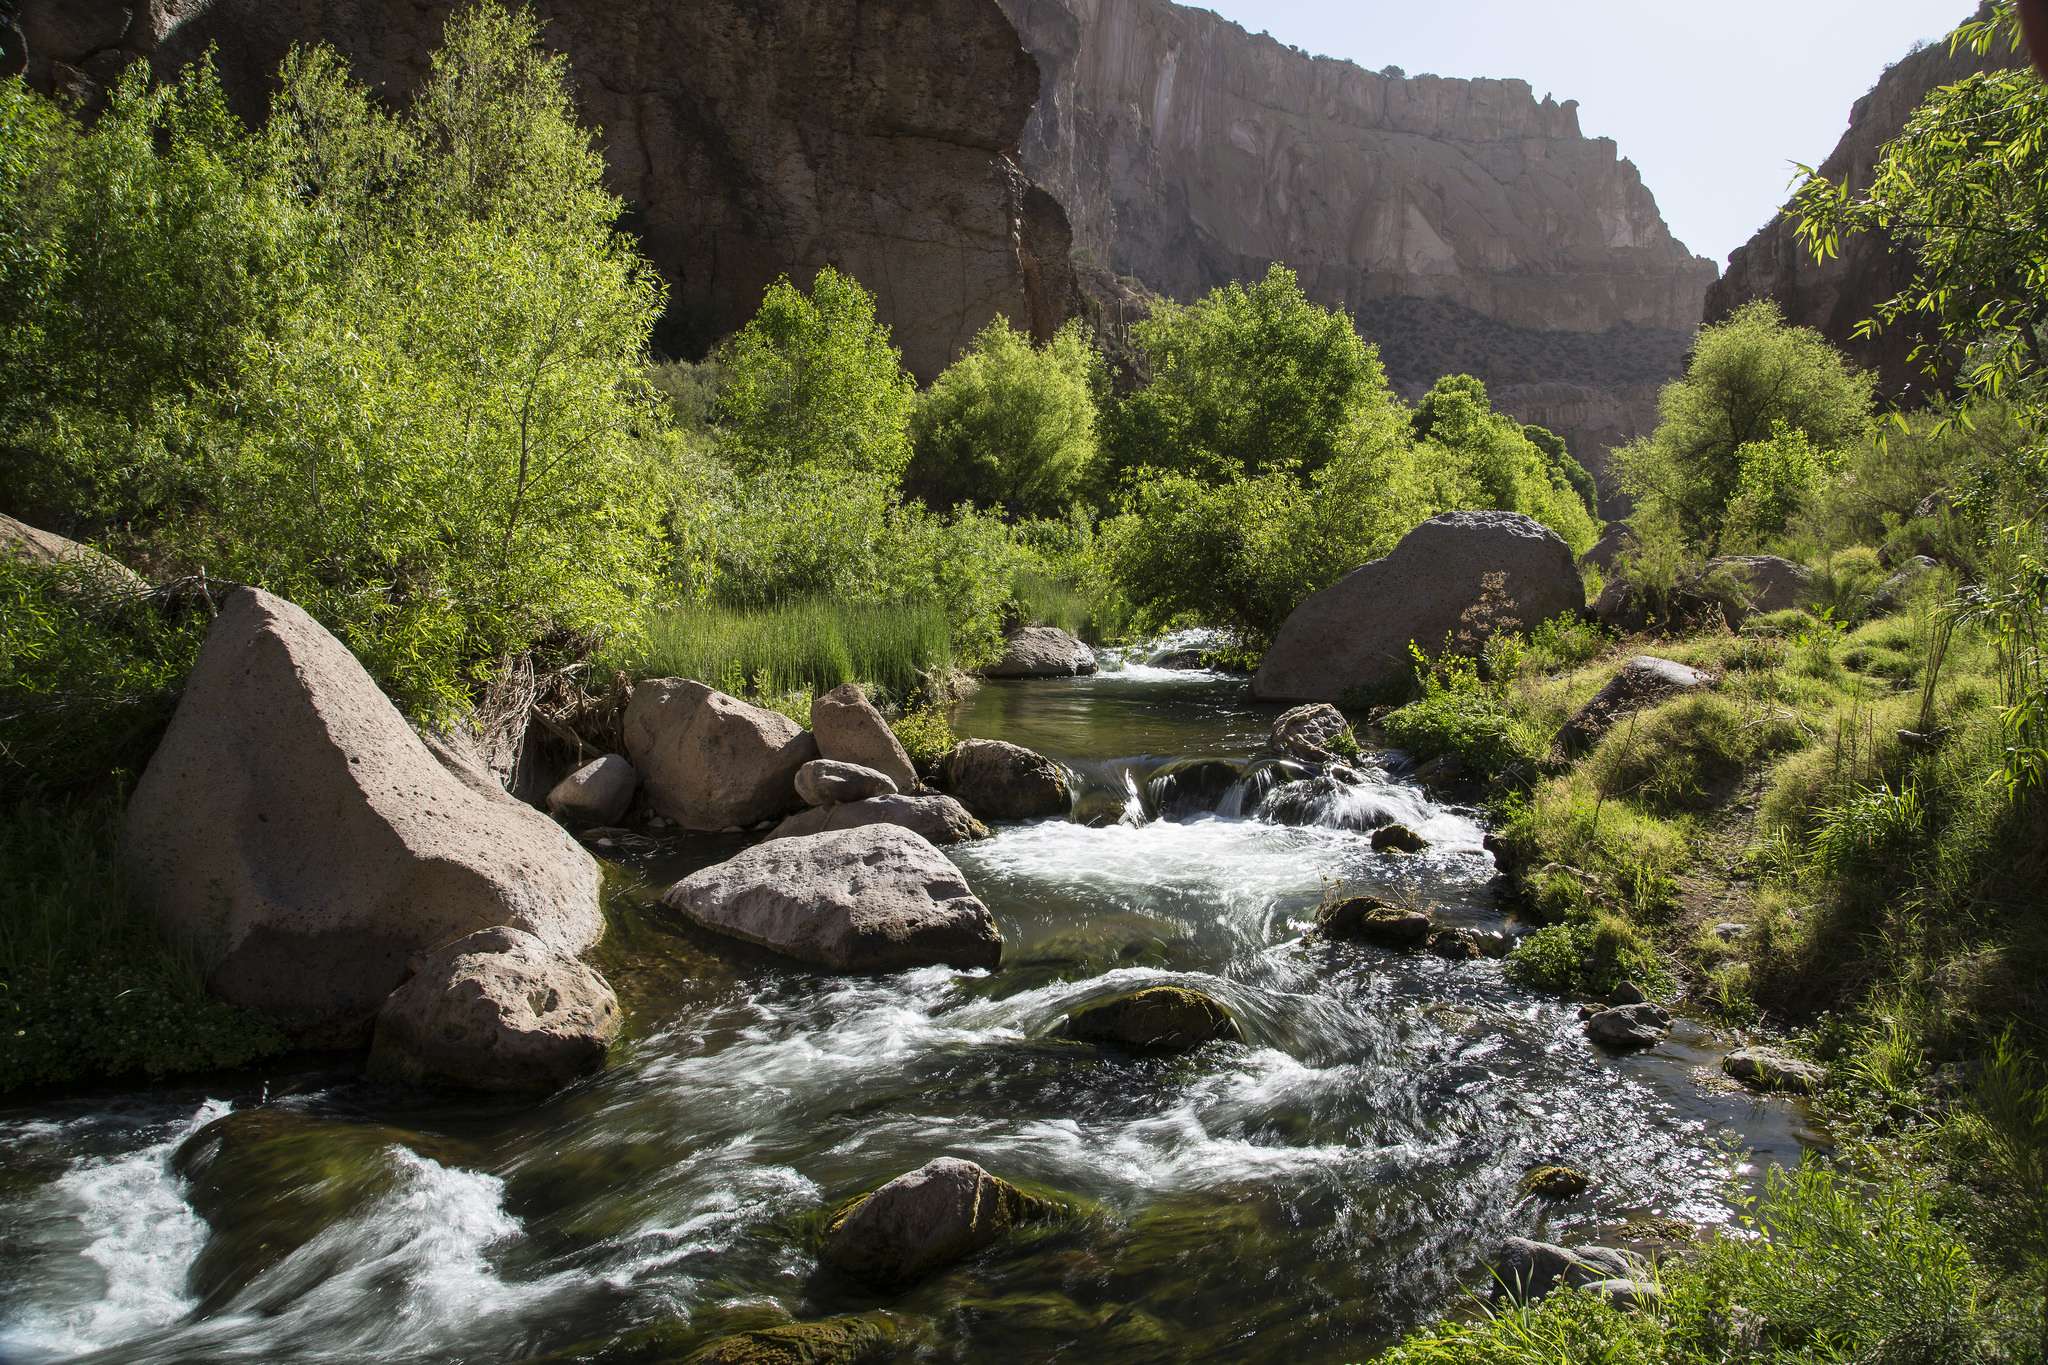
left=662, top=825, right=1002, bottom=972
left=940, top=738, right=1072, bottom=821
left=18, top=0, right=1081, bottom=382
left=821, top=1157, right=1058, bottom=1286
left=122, top=588, right=604, bottom=1044
left=624, top=680, right=817, bottom=832
left=985, top=626, right=1097, bottom=678
left=769, top=794, right=990, bottom=846
left=1710, top=17, right=2016, bottom=396
left=812, top=683, right=920, bottom=792
left=368, top=927, right=621, bottom=1093
left=998, top=0, right=1715, bottom=484
left=1253, top=511, right=1585, bottom=704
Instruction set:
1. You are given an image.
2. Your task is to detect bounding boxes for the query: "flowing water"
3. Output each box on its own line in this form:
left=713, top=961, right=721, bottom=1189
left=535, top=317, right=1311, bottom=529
left=0, top=637, right=1819, bottom=1363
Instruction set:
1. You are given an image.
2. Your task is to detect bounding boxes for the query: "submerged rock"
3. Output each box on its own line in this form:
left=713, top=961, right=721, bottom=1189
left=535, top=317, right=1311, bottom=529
left=821, top=1157, right=1060, bottom=1287
left=940, top=738, right=1071, bottom=821
left=546, top=754, right=639, bottom=828
left=1318, top=897, right=1433, bottom=948
left=768, top=793, right=989, bottom=846
left=796, top=758, right=898, bottom=807
left=122, top=587, right=603, bottom=1045
left=625, top=679, right=816, bottom=831
left=1267, top=702, right=1350, bottom=763
left=1583, top=1002, right=1671, bottom=1050
left=811, top=683, right=919, bottom=792
left=368, top=927, right=620, bottom=1093
left=1722, top=1046, right=1824, bottom=1096
left=985, top=625, right=1097, bottom=678
left=1371, top=823, right=1428, bottom=854
left=663, top=826, right=1001, bottom=972
left=1145, top=758, right=1241, bottom=821
left=1553, top=656, right=1714, bottom=758
left=682, top=1313, right=904, bottom=1365
left=1253, top=511, right=1584, bottom=703
left=1061, top=985, right=1242, bottom=1054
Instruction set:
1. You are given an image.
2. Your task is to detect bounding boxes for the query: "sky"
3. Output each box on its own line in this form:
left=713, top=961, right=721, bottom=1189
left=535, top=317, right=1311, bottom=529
left=1193, top=1, right=1969, bottom=270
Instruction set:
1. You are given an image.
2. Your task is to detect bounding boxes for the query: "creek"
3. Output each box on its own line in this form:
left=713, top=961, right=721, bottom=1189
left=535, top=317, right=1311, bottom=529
left=0, top=637, right=1818, bottom=1362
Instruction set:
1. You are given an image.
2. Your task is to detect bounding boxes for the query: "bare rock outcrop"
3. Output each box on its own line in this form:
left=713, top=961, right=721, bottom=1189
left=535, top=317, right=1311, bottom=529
left=1253, top=511, right=1584, bottom=704
left=122, top=588, right=604, bottom=1044
left=17, top=0, right=1082, bottom=382
left=998, top=0, right=1716, bottom=483
left=1709, top=9, right=2016, bottom=398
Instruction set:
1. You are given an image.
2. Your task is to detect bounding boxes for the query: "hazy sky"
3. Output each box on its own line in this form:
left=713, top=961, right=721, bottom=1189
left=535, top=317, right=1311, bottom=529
left=1193, top=1, right=1969, bottom=270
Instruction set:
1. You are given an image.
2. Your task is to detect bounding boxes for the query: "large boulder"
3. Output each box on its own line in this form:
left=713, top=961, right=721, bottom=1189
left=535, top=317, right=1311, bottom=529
left=122, top=588, right=604, bottom=1044
left=545, top=754, right=639, bottom=828
left=368, top=927, right=621, bottom=1093
left=821, top=1157, right=1058, bottom=1286
left=1698, top=555, right=1817, bottom=621
left=811, top=682, right=920, bottom=791
left=624, top=679, right=817, bottom=831
left=985, top=626, right=1097, bottom=678
left=768, top=793, right=989, bottom=846
left=796, top=758, right=898, bottom=807
left=1553, top=656, right=1713, bottom=758
left=1578, top=522, right=1637, bottom=573
left=1060, top=985, right=1242, bottom=1054
left=0, top=511, right=145, bottom=589
left=940, top=738, right=1071, bottom=821
left=1267, top=703, right=1351, bottom=764
left=1253, top=512, right=1585, bottom=703
left=662, top=825, right=1001, bottom=972
left=1584, top=1002, right=1671, bottom=1050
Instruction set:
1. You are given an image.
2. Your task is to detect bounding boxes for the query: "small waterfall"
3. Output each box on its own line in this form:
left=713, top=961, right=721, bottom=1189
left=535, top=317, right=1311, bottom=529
left=1118, top=767, right=1147, bottom=827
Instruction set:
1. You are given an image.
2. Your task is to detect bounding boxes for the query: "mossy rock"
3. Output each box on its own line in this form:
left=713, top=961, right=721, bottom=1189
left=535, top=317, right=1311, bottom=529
left=1370, top=823, right=1428, bottom=854
left=1059, top=985, right=1242, bottom=1054
left=1520, top=1164, right=1593, bottom=1200
left=1317, top=897, right=1433, bottom=949
left=820, top=1157, right=1071, bottom=1287
left=171, top=1108, right=474, bottom=1311
left=682, top=1312, right=903, bottom=1365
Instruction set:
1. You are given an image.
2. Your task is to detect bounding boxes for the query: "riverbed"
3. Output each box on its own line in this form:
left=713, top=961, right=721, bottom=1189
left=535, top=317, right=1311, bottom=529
left=0, top=642, right=1818, bottom=1362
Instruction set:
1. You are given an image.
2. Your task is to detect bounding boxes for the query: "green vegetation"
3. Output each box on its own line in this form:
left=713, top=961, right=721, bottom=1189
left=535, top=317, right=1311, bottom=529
left=634, top=598, right=953, bottom=705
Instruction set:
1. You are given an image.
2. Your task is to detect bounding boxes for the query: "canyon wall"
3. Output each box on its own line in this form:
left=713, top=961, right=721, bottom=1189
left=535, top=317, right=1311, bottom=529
left=15, top=0, right=1080, bottom=381
left=998, top=0, right=1718, bottom=483
left=1708, top=12, right=2017, bottom=399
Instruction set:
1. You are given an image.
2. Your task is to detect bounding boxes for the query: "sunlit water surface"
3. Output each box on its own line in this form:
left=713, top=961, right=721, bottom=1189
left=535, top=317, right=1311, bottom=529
left=0, top=637, right=1818, bottom=1363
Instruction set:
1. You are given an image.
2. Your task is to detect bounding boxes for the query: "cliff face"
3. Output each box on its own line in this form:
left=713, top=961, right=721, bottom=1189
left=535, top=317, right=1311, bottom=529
left=998, top=0, right=1717, bottom=482
left=17, top=0, right=1080, bottom=381
left=1708, top=13, right=2016, bottom=398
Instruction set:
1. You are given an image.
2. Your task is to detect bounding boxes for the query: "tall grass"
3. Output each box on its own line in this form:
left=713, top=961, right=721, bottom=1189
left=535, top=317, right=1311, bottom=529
left=628, top=598, right=954, bottom=702
left=1009, top=566, right=1131, bottom=643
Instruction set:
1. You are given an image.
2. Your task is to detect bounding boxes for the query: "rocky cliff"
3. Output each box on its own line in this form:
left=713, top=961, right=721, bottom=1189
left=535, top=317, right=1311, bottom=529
left=1708, top=11, right=2016, bottom=398
left=997, top=0, right=1717, bottom=482
left=16, top=0, right=1080, bottom=381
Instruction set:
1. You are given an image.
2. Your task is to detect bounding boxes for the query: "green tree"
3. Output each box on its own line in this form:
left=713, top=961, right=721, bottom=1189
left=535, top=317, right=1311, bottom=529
left=906, top=317, right=1103, bottom=518
left=1105, top=263, right=1398, bottom=484
left=1723, top=423, right=1832, bottom=552
left=1614, top=301, right=1874, bottom=551
left=713, top=266, right=915, bottom=482
left=1411, top=374, right=1601, bottom=557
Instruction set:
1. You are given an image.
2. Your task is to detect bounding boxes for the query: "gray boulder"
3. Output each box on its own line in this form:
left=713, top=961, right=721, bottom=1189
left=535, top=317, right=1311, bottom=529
left=368, top=927, right=620, bottom=1093
left=1492, top=1237, right=1644, bottom=1303
left=122, top=588, right=603, bottom=1045
left=1872, top=555, right=1939, bottom=611
left=811, top=682, right=919, bottom=792
left=546, top=754, right=639, bottom=828
left=1268, top=702, right=1350, bottom=763
left=796, top=758, right=898, bottom=807
left=1584, top=1002, right=1672, bottom=1050
left=1253, top=511, right=1585, bottom=703
left=662, top=825, right=1001, bottom=972
left=1554, top=656, right=1713, bottom=757
left=985, top=626, right=1097, bottom=678
left=821, top=1157, right=1059, bottom=1287
left=940, top=738, right=1071, bottom=821
left=1723, top=1046, right=1824, bottom=1096
left=1698, top=555, right=1817, bottom=622
left=768, top=793, right=989, bottom=846
left=0, top=511, right=144, bottom=590
left=1578, top=522, right=1636, bottom=573
left=1061, top=985, right=1242, bottom=1054
left=624, top=679, right=817, bottom=831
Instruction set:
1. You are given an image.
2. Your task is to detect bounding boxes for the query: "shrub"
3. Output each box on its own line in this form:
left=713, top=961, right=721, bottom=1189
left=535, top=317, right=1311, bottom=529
left=1524, top=611, right=1608, bottom=673
left=907, top=318, right=1104, bottom=518
left=712, top=265, right=915, bottom=482
left=1506, top=910, right=1666, bottom=999
left=1810, top=781, right=1925, bottom=876
left=1410, top=375, right=1600, bottom=558
left=1379, top=646, right=1544, bottom=779
left=891, top=705, right=957, bottom=777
